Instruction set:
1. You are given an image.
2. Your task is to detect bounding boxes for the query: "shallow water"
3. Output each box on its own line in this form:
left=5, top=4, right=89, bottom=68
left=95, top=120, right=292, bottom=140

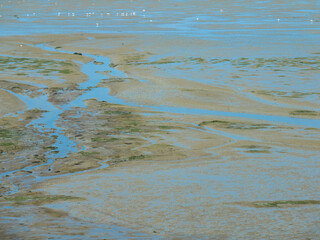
left=1, top=0, right=319, bottom=40
left=32, top=44, right=320, bottom=130
left=13, top=42, right=317, bottom=179
left=0, top=0, right=320, bottom=239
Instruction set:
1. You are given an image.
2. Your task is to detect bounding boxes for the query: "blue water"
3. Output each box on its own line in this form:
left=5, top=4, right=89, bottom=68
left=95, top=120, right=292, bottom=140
left=0, top=1, right=319, bottom=239
left=0, top=9, right=319, bottom=193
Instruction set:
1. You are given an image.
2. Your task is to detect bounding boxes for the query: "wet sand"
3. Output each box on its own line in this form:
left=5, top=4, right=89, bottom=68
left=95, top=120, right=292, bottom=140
left=0, top=90, right=25, bottom=115
left=1, top=0, right=320, bottom=239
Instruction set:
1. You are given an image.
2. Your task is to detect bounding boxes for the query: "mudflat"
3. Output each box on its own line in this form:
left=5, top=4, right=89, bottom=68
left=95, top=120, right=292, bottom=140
left=0, top=0, right=319, bottom=239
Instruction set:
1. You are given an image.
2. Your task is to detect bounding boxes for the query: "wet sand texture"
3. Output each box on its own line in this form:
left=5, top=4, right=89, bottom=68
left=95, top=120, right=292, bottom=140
left=0, top=0, right=320, bottom=239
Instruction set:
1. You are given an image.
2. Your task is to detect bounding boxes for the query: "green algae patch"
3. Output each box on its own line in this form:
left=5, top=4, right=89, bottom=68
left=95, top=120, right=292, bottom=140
left=129, top=128, right=141, bottom=133
left=0, top=129, right=24, bottom=152
left=122, top=55, right=320, bottom=71
left=115, top=126, right=142, bottom=133
left=142, top=143, right=178, bottom=155
left=58, top=69, right=72, bottom=74
left=189, top=57, right=207, bottom=63
left=252, top=200, right=320, bottom=208
left=238, top=145, right=271, bottom=154
left=123, top=54, right=147, bottom=64
left=199, top=120, right=270, bottom=130
left=103, top=110, right=131, bottom=115
left=290, top=110, right=318, bottom=116
left=60, top=99, right=183, bottom=168
left=27, top=109, right=48, bottom=114
left=103, top=77, right=127, bottom=83
left=79, top=151, right=100, bottom=156
left=128, top=155, right=146, bottom=160
left=91, top=137, right=118, bottom=142
left=142, top=57, right=179, bottom=65
left=0, top=56, right=75, bottom=77
left=158, top=125, right=176, bottom=130
left=231, top=56, right=320, bottom=70
left=199, top=120, right=229, bottom=126
left=252, top=90, right=320, bottom=99
left=0, top=142, right=15, bottom=147
left=22, top=109, right=48, bottom=121
left=1, top=193, right=82, bottom=205
left=0, top=129, right=23, bottom=139
left=0, top=142, right=23, bottom=154
left=110, top=154, right=146, bottom=165
left=124, top=56, right=182, bottom=66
